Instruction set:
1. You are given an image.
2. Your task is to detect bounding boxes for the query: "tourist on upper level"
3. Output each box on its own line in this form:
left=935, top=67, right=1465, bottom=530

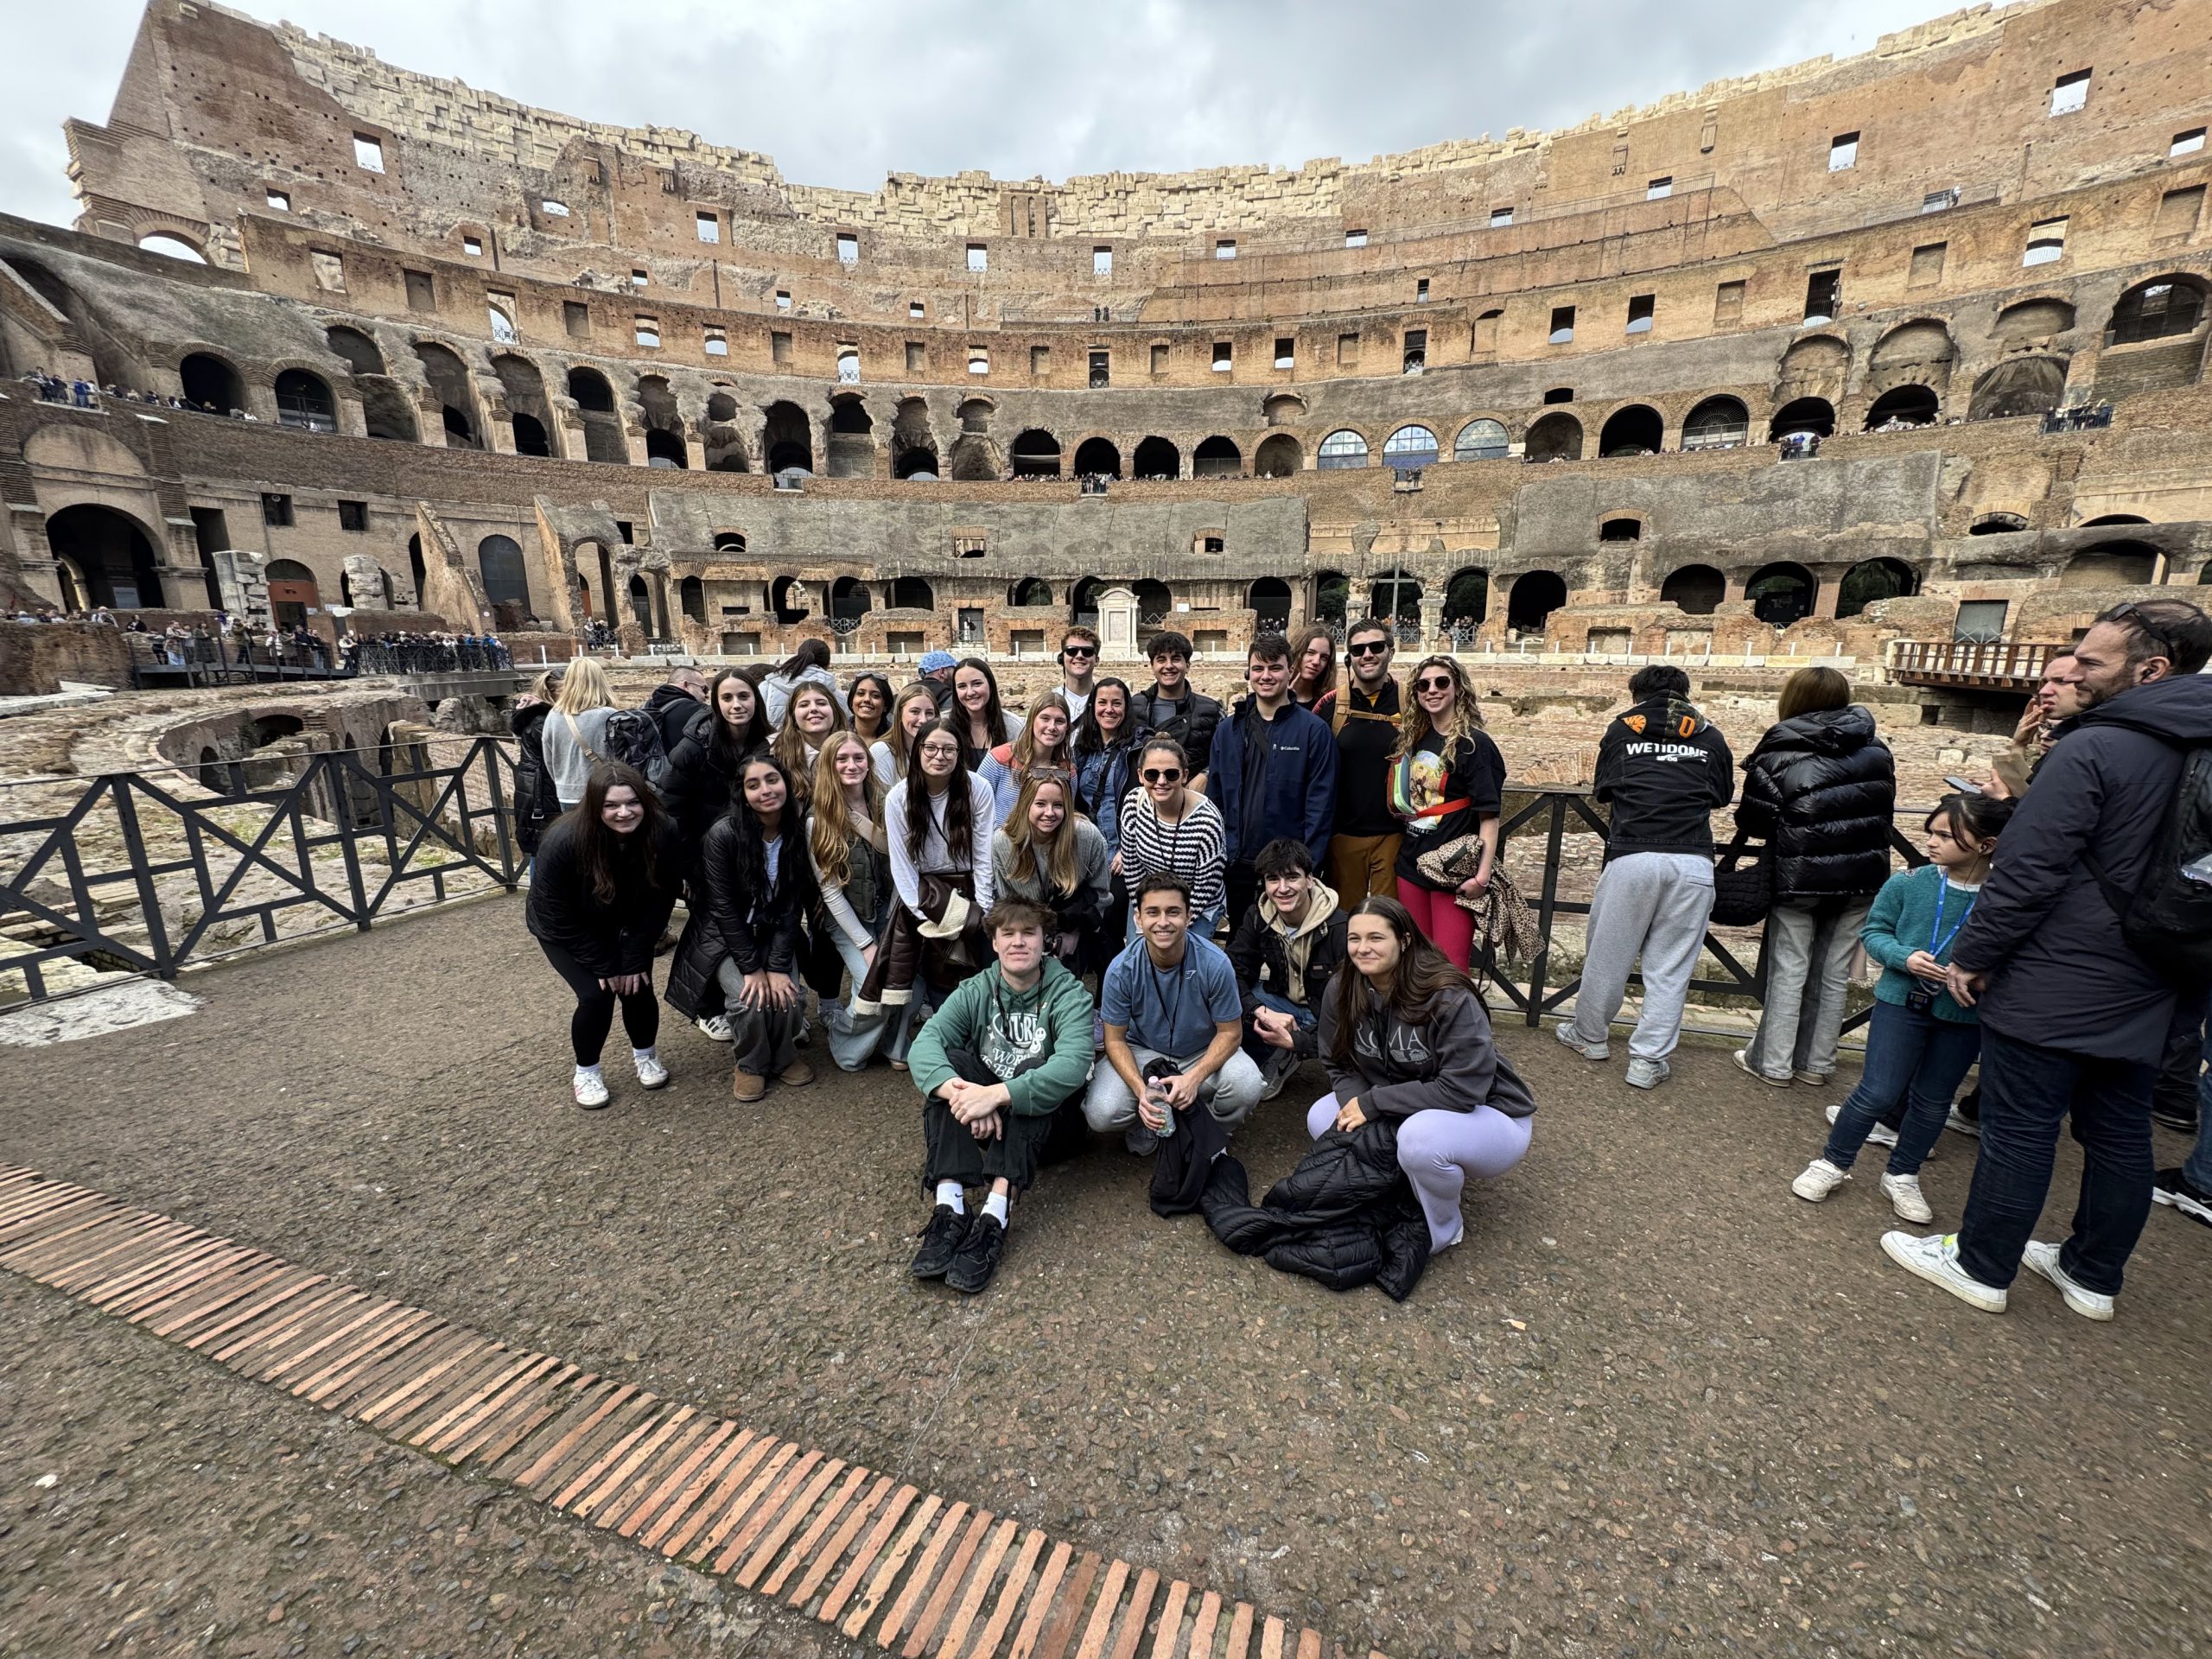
left=657, top=666, right=769, bottom=866
left=1559, top=664, right=1736, bottom=1088
left=1885, top=600, right=2212, bottom=1320
left=1986, top=652, right=2085, bottom=798
left=991, top=772, right=1113, bottom=969
left=874, top=682, right=941, bottom=791
left=1791, top=791, right=2013, bottom=1223
left=509, top=670, right=564, bottom=861
left=980, top=691, right=1075, bottom=822
left=1117, top=734, right=1228, bottom=942
left=1208, top=633, right=1338, bottom=926
left=1226, top=836, right=1348, bottom=1102
left=526, top=762, right=683, bottom=1109
left=1386, top=654, right=1504, bottom=980
left=1057, top=626, right=1101, bottom=724
left=666, top=751, right=816, bottom=1103
left=952, top=658, right=1022, bottom=766
left=1732, top=668, right=1897, bottom=1088
left=906, top=899, right=1096, bottom=1294
left=1128, top=632, right=1224, bottom=794
left=540, top=657, right=620, bottom=810
left=759, top=638, right=848, bottom=730
left=845, top=671, right=894, bottom=747
left=1286, top=624, right=1339, bottom=720
left=1308, top=895, right=1535, bottom=1254
left=854, top=718, right=999, bottom=1053
left=1072, top=677, right=1145, bottom=858
left=805, top=733, right=905, bottom=1071
left=770, top=682, right=847, bottom=807
left=1326, top=618, right=1405, bottom=903
left=1085, top=874, right=1266, bottom=1154
left=917, top=649, right=960, bottom=715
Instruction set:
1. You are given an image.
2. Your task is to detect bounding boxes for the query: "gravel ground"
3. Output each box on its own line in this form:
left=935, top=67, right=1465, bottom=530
left=3, top=893, right=2209, bottom=1658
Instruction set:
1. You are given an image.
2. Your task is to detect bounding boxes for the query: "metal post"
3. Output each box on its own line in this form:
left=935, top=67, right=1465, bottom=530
left=1523, top=794, right=1570, bottom=1027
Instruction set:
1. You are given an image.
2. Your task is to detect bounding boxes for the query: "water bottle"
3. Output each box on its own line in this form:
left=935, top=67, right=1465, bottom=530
left=1143, top=1058, right=1178, bottom=1137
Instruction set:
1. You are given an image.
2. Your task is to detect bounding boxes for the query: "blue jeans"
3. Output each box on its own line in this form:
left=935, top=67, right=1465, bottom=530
left=2179, top=1022, right=2212, bottom=1190
left=1956, top=1027, right=2156, bottom=1295
left=1244, top=986, right=1316, bottom=1067
left=1821, top=999, right=1980, bottom=1176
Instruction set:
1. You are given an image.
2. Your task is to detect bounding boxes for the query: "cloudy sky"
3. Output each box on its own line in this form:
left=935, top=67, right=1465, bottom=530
left=7, top=0, right=1982, bottom=229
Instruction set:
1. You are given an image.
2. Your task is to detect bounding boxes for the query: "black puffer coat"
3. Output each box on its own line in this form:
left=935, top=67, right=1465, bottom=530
left=509, top=702, right=562, bottom=855
left=1735, top=706, right=1897, bottom=902
left=664, top=814, right=816, bottom=1020
left=653, top=702, right=734, bottom=856
left=1200, top=1122, right=1432, bottom=1300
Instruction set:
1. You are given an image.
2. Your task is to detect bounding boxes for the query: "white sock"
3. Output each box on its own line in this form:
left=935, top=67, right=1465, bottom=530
left=632, top=1046, right=658, bottom=1065
left=574, top=1063, right=603, bottom=1084
left=935, top=1181, right=965, bottom=1214
left=982, top=1191, right=1009, bottom=1225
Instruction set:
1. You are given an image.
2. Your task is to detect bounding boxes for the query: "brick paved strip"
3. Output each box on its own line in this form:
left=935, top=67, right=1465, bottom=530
left=0, top=1165, right=1367, bottom=1659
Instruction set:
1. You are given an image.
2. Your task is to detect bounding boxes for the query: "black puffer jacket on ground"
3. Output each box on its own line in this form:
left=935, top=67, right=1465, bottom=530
left=1735, top=706, right=1897, bottom=902
left=1200, top=1122, right=1433, bottom=1300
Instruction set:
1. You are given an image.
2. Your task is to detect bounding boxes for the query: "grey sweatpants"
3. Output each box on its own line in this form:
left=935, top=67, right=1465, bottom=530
left=1565, top=851, right=1715, bottom=1063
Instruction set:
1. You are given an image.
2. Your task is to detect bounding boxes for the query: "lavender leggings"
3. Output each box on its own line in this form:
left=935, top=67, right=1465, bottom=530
left=1306, top=1094, right=1531, bottom=1251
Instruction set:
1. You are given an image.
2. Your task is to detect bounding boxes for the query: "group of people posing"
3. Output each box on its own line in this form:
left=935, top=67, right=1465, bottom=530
left=512, top=622, right=1530, bottom=1294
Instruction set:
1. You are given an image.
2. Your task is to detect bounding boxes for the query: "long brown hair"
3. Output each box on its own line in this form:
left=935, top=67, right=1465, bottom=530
left=772, top=682, right=848, bottom=801
left=1327, top=894, right=1472, bottom=1065
left=809, top=731, right=882, bottom=890
left=998, top=772, right=1079, bottom=895
left=902, top=717, right=976, bottom=866
left=881, top=683, right=941, bottom=784
left=570, top=761, right=667, bottom=905
left=1287, top=623, right=1338, bottom=702
left=1391, top=653, right=1484, bottom=766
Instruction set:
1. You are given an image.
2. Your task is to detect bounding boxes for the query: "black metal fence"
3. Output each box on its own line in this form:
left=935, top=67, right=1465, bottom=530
left=0, top=737, right=518, bottom=1006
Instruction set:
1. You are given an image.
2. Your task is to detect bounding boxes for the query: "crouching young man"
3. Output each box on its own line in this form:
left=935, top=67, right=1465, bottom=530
left=1224, top=836, right=1349, bottom=1101
left=906, top=899, right=1097, bottom=1294
left=1084, top=874, right=1266, bottom=1154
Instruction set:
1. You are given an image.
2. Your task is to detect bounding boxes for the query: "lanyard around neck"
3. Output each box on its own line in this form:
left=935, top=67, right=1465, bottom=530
left=1929, top=875, right=1976, bottom=957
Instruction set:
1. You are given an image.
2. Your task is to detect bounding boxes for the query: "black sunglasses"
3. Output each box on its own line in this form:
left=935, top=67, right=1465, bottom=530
left=2107, top=601, right=2176, bottom=660
left=1141, top=766, right=1183, bottom=783
left=1415, top=675, right=1456, bottom=691
left=1062, top=645, right=1096, bottom=658
left=1346, top=640, right=1391, bottom=657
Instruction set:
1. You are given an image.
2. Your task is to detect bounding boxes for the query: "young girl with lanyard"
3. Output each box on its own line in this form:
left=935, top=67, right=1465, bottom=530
left=1791, top=791, right=2013, bottom=1222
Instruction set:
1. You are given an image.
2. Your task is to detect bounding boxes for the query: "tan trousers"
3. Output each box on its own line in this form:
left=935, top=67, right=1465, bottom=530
left=1328, top=832, right=1402, bottom=903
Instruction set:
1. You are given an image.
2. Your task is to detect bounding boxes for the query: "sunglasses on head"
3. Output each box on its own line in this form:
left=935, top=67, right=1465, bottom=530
left=1416, top=675, right=1456, bottom=692
left=2107, top=601, right=2176, bottom=660
left=1347, top=640, right=1390, bottom=657
left=1141, top=766, right=1183, bottom=784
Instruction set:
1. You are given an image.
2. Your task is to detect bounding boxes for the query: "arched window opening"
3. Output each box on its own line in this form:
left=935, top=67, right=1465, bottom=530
left=273, top=368, right=336, bottom=432
left=626, top=574, right=655, bottom=634
left=1253, top=433, right=1301, bottom=477
left=706, top=391, right=740, bottom=423
left=1659, top=564, right=1726, bottom=615
left=895, top=446, right=939, bottom=479
left=1970, top=513, right=2030, bottom=536
left=948, top=435, right=998, bottom=480
left=2080, top=514, right=2149, bottom=526
left=1505, top=571, right=1567, bottom=634
left=1598, top=405, right=1662, bottom=457
left=408, top=534, right=427, bottom=607
left=826, top=396, right=874, bottom=478
left=645, top=429, right=688, bottom=468
left=1836, top=557, right=1918, bottom=619
left=416, top=342, right=478, bottom=448
left=763, top=402, right=813, bottom=474
left=1132, top=436, right=1181, bottom=478
left=2107, top=276, right=2206, bottom=346
left=1369, top=569, right=1422, bottom=628
left=680, top=576, right=706, bottom=626
left=138, top=233, right=207, bottom=264
left=1133, top=579, right=1173, bottom=624
left=1382, top=425, right=1440, bottom=470
left=1681, top=397, right=1749, bottom=451
left=326, top=326, right=385, bottom=376
left=44, top=505, right=162, bottom=610
left=1317, top=429, right=1369, bottom=469
left=1768, top=398, right=1835, bottom=441
left=1313, top=571, right=1350, bottom=624
left=568, top=367, right=615, bottom=411
left=1453, top=419, right=1509, bottom=461
left=360, top=382, right=417, bottom=442
left=1249, top=577, right=1293, bottom=631
left=1008, top=577, right=1053, bottom=607
left=1599, top=517, right=1643, bottom=543
left=957, top=398, right=995, bottom=435
left=1072, top=436, right=1122, bottom=478
left=771, top=575, right=810, bottom=623
left=512, top=411, right=551, bottom=456
left=1193, top=435, right=1243, bottom=478
left=179, top=353, right=245, bottom=411
left=1071, top=576, right=1108, bottom=626
left=1968, top=357, right=2068, bottom=422
left=830, top=397, right=873, bottom=434
left=830, top=576, right=872, bottom=622
left=1010, top=429, right=1062, bottom=478
left=442, top=405, right=479, bottom=446
left=1864, top=385, right=1939, bottom=430
left=713, top=531, right=747, bottom=554
left=889, top=576, right=934, bottom=611
left=1262, top=393, right=1306, bottom=426
left=1523, top=412, right=1583, bottom=463
left=1746, top=562, right=1817, bottom=626
left=477, top=535, right=530, bottom=612
left=1441, top=568, right=1490, bottom=629
left=265, top=558, right=320, bottom=630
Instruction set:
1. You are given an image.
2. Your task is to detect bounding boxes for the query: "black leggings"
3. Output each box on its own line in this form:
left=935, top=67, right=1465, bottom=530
left=539, top=940, right=658, bottom=1065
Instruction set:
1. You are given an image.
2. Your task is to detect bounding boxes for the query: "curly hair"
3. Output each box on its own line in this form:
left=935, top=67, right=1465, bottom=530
left=1392, top=654, right=1485, bottom=762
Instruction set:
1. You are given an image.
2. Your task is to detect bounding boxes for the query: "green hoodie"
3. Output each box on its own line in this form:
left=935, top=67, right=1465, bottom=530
left=906, top=957, right=1096, bottom=1116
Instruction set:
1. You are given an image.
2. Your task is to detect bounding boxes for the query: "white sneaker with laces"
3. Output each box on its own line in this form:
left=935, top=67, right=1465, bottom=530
left=1880, top=1171, right=1934, bottom=1224
left=2021, top=1240, right=2115, bottom=1321
left=572, top=1069, right=610, bottom=1109
left=1826, top=1100, right=1897, bottom=1147
left=1555, top=1024, right=1609, bottom=1062
left=634, top=1051, right=671, bottom=1090
left=1880, top=1230, right=2006, bottom=1313
left=1791, top=1159, right=1849, bottom=1202
left=1625, top=1058, right=1669, bottom=1090
left=696, top=1014, right=732, bottom=1043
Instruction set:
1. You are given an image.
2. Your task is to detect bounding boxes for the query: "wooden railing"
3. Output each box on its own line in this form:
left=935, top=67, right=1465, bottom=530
left=1887, top=639, right=2068, bottom=690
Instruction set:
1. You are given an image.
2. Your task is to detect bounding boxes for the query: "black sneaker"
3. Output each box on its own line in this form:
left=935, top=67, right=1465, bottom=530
left=909, top=1205, right=969, bottom=1280
left=944, top=1214, right=1005, bottom=1294
left=2152, top=1102, right=2202, bottom=1135
left=2152, top=1166, right=2212, bottom=1228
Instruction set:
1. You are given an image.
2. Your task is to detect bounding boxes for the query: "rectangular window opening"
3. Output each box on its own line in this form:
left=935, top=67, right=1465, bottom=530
left=1402, top=328, right=1427, bottom=374
left=1646, top=176, right=1673, bottom=200
left=837, top=347, right=860, bottom=384
left=2174, top=128, right=2208, bottom=157
left=631, top=269, right=648, bottom=288
left=1214, top=238, right=1236, bottom=260
left=563, top=299, right=591, bottom=337
left=909, top=299, right=925, bottom=318
left=1489, top=207, right=1514, bottom=227
left=1345, top=228, right=1368, bottom=248
left=968, top=347, right=989, bottom=376
left=352, top=133, right=385, bottom=173
left=966, top=243, right=988, bottom=272
left=1828, top=131, right=1859, bottom=172
left=2156, top=185, right=2206, bottom=239
left=1624, top=294, right=1655, bottom=334
left=1548, top=305, right=1576, bottom=344
left=836, top=232, right=858, bottom=264
left=404, top=269, right=435, bottom=311
left=1211, top=341, right=1233, bottom=372
left=2022, top=218, right=2067, bottom=266
left=905, top=340, right=925, bottom=372
left=1414, top=277, right=1430, bottom=302
left=310, top=250, right=346, bottom=292
left=771, top=330, right=792, bottom=365
left=337, top=499, right=367, bottom=532
left=2050, top=69, right=2090, bottom=117
left=262, top=492, right=293, bottom=527
left=461, top=236, right=482, bottom=258
left=1909, top=242, right=1948, bottom=288
left=1031, top=345, right=1051, bottom=377
left=696, top=212, right=720, bottom=244
left=703, top=327, right=728, bottom=357
left=774, top=290, right=791, bottom=311
left=265, top=189, right=289, bottom=211
left=634, top=316, right=659, bottom=348
left=1714, top=281, right=1745, bottom=324
left=1803, top=267, right=1841, bottom=323
left=1150, top=342, right=1169, bottom=376
left=1093, top=245, right=1113, bottom=276
left=1274, top=337, right=1294, bottom=369
left=1336, top=332, right=1358, bottom=368
left=1088, top=349, right=1109, bottom=388
left=541, top=199, right=569, bottom=217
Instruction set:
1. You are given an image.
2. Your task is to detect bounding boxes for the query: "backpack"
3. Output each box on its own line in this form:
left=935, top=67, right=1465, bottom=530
left=597, top=708, right=670, bottom=779
left=2088, top=741, right=2212, bottom=987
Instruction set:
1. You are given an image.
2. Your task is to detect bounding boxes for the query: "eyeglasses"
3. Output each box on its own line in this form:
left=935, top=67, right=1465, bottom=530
left=1415, top=676, right=1456, bottom=692
left=1141, top=767, right=1183, bottom=784
left=1346, top=640, right=1390, bottom=658
left=918, top=743, right=961, bottom=760
left=1062, top=645, right=1096, bottom=658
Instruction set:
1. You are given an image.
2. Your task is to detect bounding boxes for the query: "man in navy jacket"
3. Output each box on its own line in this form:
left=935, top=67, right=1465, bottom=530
left=1883, top=598, right=2212, bottom=1320
left=1208, top=633, right=1338, bottom=926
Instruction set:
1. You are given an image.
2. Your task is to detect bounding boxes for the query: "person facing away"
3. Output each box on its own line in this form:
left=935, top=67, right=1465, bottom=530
left=1883, top=599, right=2212, bottom=1322
left=1791, top=791, right=2014, bottom=1223
left=905, top=899, right=1099, bottom=1295
left=1326, top=617, right=1405, bottom=903
left=1225, top=836, right=1349, bottom=1103
left=1127, top=632, right=1224, bottom=793
left=1206, top=632, right=1338, bottom=925
left=1084, top=874, right=1267, bottom=1156
left=1732, top=667, right=1896, bottom=1088
left=1557, top=664, right=1734, bottom=1090
left=759, top=638, right=849, bottom=730
left=539, top=657, right=620, bottom=809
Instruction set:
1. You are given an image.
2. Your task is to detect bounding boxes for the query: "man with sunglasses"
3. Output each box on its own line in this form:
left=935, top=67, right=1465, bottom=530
left=1057, top=626, right=1100, bottom=724
left=1884, top=598, right=2212, bottom=1321
left=1128, top=632, right=1224, bottom=794
left=1207, top=632, right=1338, bottom=927
left=1327, top=617, right=1404, bottom=901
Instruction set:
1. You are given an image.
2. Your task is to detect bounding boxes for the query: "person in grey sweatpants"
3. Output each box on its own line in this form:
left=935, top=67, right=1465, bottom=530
left=1559, top=666, right=1735, bottom=1090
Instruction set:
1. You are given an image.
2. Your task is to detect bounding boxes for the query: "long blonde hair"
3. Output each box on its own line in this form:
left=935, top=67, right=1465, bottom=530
left=772, top=683, right=848, bottom=801
left=552, top=656, right=613, bottom=715
left=1391, top=653, right=1484, bottom=762
left=809, top=731, right=882, bottom=890
left=998, top=772, right=1079, bottom=895
left=881, top=683, right=941, bottom=784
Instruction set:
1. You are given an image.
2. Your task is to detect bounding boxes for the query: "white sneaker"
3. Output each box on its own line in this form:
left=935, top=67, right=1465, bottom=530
left=1624, top=1058, right=1669, bottom=1090
left=1792, top=1070, right=1828, bottom=1087
left=1734, top=1049, right=1790, bottom=1087
left=1555, top=1024, right=1609, bottom=1062
left=2021, top=1240, right=2115, bottom=1321
left=1945, top=1106, right=1980, bottom=1137
left=1880, top=1172, right=1934, bottom=1224
left=1791, top=1159, right=1849, bottom=1202
left=1880, top=1231, right=2007, bottom=1313
left=1826, top=1100, right=1898, bottom=1147
left=572, top=1070, right=611, bottom=1109
left=634, top=1052, right=671, bottom=1090
left=695, top=1014, right=732, bottom=1044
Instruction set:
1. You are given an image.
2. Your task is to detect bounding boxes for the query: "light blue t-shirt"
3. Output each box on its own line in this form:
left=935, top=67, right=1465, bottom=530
left=1101, top=934, right=1242, bottom=1058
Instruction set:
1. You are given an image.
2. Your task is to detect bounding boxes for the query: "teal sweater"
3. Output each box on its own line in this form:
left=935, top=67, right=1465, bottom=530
left=906, top=957, right=1096, bottom=1116
left=1861, top=864, right=1983, bottom=1025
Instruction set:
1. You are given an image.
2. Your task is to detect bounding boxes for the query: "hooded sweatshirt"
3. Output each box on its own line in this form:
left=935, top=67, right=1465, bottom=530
left=905, top=957, right=1097, bottom=1116
left=1226, top=877, right=1351, bottom=1061
left=1952, top=671, right=2212, bottom=1064
left=1592, top=694, right=1735, bottom=861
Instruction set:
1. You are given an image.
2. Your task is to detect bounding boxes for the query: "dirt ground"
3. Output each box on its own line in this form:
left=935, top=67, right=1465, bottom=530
left=3, top=894, right=2208, bottom=1659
